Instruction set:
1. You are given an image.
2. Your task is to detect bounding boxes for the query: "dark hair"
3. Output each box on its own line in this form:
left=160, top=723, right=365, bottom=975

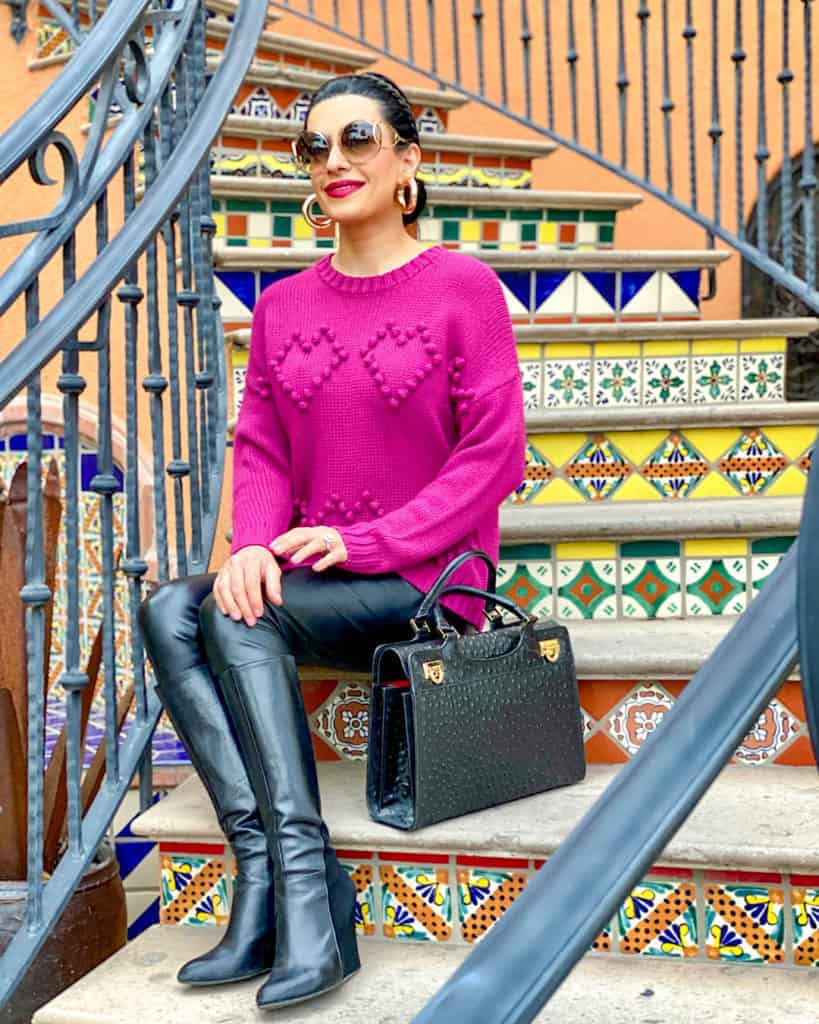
left=303, top=71, right=428, bottom=227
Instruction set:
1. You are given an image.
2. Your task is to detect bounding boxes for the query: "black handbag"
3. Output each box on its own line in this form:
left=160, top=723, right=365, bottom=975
left=366, top=549, right=586, bottom=830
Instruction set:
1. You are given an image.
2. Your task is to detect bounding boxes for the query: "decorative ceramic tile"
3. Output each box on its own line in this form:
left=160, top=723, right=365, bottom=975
left=751, top=538, right=795, bottom=592
left=380, top=864, right=453, bottom=942
left=160, top=852, right=229, bottom=926
left=607, top=685, right=675, bottom=755
left=643, top=357, right=689, bottom=405
left=594, top=358, right=640, bottom=406
left=543, top=360, right=591, bottom=408
left=457, top=866, right=529, bottom=943
left=719, top=430, right=786, bottom=495
left=692, top=356, right=738, bottom=403
left=685, top=557, right=748, bottom=616
left=515, top=443, right=555, bottom=503
left=740, top=354, right=785, bottom=401
left=705, top=883, right=785, bottom=963
left=313, top=683, right=370, bottom=760
left=497, top=558, right=554, bottom=618
left=565, top=436, right=631, bottom=501
left=792, top=885, right=819, bottom=965
left=556, top=560, right=617, bottom=619
left=734, top=699, right=801, bottom=765
left=642, top=433, right=707, bottom=499
left=618, top=880, right=698, bottom=957
left=621, top=556, right=682, bottom=618
left=519, top=361, right=542, bottom=410
left=340, top=861, right=377, bottom=937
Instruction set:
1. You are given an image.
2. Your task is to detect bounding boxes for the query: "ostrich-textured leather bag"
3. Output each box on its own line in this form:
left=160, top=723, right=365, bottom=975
left=366, top=550, right=586, bottom=830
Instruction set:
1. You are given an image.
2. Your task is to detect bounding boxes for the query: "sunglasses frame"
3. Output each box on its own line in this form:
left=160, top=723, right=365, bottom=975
left=290, top=119, right=412, bottom=172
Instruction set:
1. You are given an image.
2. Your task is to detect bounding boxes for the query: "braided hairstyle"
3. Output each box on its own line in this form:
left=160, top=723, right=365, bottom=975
left=303, top=71, right=428, bottom=227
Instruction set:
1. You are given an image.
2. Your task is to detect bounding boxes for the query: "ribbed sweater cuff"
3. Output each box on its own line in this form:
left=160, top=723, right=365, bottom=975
left=336, top=525, right=387, bottom=572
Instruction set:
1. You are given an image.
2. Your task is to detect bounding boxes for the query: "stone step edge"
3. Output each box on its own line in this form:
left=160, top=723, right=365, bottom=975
left=217, top=116, right=560, bottom=159
left=213, top=243, right=730, bottom=271
left=205, top=25, right=375, bottom=70
left=130, top=761, right=818, bottom=873
left=33, top=926, right=819, bottom=1024
left=226, top=319, right=819, bottom=347
left=205, top=56, right=470, bottom=110
left=211, top=173, right=637, bottom=209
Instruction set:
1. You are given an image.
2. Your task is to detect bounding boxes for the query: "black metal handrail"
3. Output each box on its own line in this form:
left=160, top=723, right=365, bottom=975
left=0, top=0, right=268, bottom=1008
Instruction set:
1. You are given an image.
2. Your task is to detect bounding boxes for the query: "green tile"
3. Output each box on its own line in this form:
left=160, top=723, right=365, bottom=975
left=226, top=238, right=247, bottom=247
left=482, top=242, right=500, bottom=250
left=272, top=215, right=292, bottom=238
left=521, top=223, right=537, bottom=242
left=439, top=205, right=470, bottom=217
left=599, top=224, right=615, bottom=244
left=751, top=537, right=795, bottom=555
left=225, top=198, right=267, bottom=212
left=510, top=209, right=543, bottom=221
left=473, top=208, right=509, bottom=219
left=211, top=199, right=223, bottom=212
left=621, top=540, right=680, bottom=557
left=442, top=221, right=460, bottom=241
left=582, top=209, right=617, bottom=223
left=316, top=238, right=334, bottom=248
left=500, top=543, right=552, bottom=560
left=547, top=208, right=580, bottom=222
left=269, top=200, right=305, bottom=214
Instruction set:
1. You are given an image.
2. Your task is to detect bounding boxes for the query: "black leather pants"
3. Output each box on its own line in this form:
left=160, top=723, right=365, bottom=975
left=140, top=565, right=467, bottom=679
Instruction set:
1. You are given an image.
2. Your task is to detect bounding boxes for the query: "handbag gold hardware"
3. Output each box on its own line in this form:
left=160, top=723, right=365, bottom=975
left=539, top=638, right=561, bottom=662
left=423, top=661, right=445, bottom=684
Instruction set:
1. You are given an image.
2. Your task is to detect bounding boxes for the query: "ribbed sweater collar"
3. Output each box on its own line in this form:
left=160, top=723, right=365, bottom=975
left=313, top=243, right=447, bottom=294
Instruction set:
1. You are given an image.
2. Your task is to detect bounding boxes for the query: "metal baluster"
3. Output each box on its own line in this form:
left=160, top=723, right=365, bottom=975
left=590, top=0, right=601, bottom=154
left=755, top=0, right=769, bottom=255
left=660, top=0, right=673, bottom=193
left=451, top=0, right=462, bottom=86
left=70, top=0, right=80, bottom=31
left=567, top=0, right=578, bottom=142
left=406, top=0, right=414, bottom=68
left=543, top=0, right=554, bottom=129
left=617, top=0, right=629, bottom=167
left=637, top=0, right=650, bottom=180
left=89, top=0, right=97, bottom=26
left=89, top=187, right=119, bottom=785
left=732, top=0, right=746, bottom=236
left=358, top=0, right=365, bottom=40
left=498, top=0, right=508, bottom=108
left=683, top=0, right=698, bottom=210
left=332, top=0, right=339, bottom=29
left=428, top=0, right=438, bottom=78
left=521, top=0, right=532, bottom=122
left=381, top=0, right=390, bottom=50
left=801, top=0, right=817, bottom=289
left=779, top=0, right=794, bottom=274
left=710, top=0, right=723, bottom=226
left=473, top=1, right=485, bottom=97
left=23, top=278, right=46, bottom=930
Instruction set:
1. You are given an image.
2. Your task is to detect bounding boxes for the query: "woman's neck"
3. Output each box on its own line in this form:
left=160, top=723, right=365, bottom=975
left=330, top=221, right=427, bottom=277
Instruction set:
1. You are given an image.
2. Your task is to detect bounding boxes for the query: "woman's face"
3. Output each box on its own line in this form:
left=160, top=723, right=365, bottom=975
left=304, top=93, right=421, bottom=225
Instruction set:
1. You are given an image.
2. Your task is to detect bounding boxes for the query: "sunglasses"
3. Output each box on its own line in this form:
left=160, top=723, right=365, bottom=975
left=291, top=119, right=411, bottom=172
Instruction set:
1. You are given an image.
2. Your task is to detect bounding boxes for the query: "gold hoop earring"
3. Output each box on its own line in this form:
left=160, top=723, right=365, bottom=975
left=302, top=192, right=333, bottom=229
left=395, top=177, right=418, bottom=215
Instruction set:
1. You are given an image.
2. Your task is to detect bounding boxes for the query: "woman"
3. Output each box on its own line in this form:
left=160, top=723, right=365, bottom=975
left=137, top=70, right=526, bottom=1011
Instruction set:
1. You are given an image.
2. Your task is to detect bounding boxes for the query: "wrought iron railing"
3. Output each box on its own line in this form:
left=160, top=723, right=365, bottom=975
left=262, top=3, right=819, bottom=1021
left=0, top=0, right=267, bottom=1007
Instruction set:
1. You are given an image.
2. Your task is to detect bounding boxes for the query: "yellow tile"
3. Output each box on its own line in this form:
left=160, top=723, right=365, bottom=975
left=607, top=430, right=669, bottom=465
left=761, top=425, right=819, bottom=460
left=232, top=349, right=248, bottom=367
left=500, top=242, right=518, bottom=251
left=594, top=343, right=641, bottom=358
left=531, top=478, right=584, bottom=504
left=294, top=217, right=313, bottom=239
left=643, top=341, right=689, bottom=356
left=248, top=238, right=270, bottom=248
left=611, top=474, right=662, bottom=501
left=517, top=343, right=543, bottom=359
left=461, top=220, right=481, bottom=242
left=691, top=339, right=739, bottom=355
left=765, top=465, right=809, bottom=497
left=544, top=343, right=592, bottom=358
left=532, top=433, right=584, bottom=468
left=576, top=244, right=596, bottom=252
left=684, top=538, right=748, bottom=557
left=683, top=428, right=739, bottom=462
left=739, top=337, right=786, bottom=352
left=213, top=212, right=226, bottom=238
left=539, top=222, right=558, bottom=244
left=555, top=541, right=617, bottom=559
left=690, top=472, right=739, bottom=499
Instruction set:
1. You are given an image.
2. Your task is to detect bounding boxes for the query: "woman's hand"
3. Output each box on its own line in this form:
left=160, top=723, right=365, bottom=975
left=213, top=545, right=282, bottom=628
left=269, top=527, right=348, bottom=571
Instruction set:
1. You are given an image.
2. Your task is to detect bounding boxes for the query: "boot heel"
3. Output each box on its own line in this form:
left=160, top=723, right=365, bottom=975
left=328, top=862, right=361, bottom=978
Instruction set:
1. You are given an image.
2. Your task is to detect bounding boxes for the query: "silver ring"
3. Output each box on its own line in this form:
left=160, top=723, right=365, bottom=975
left=321, top=532, right=336, bottom=553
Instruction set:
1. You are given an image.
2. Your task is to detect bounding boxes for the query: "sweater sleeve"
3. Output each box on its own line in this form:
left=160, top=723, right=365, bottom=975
left=335, top=264, right=527, bottom=573
left=230, top=290, right=294, bottom=555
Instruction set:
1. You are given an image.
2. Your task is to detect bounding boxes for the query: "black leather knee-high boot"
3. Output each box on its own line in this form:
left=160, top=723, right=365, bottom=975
left=152, top=666, right=276, bottom=985
left=216, top=654, right=361, bottom=1010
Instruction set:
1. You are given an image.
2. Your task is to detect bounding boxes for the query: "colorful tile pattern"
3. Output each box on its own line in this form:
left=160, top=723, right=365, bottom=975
left=618, top=879, right=698, bottom=958
left=705, top=882, right=785, bottom=963
left=159, top=848, right=229, bottom=926
left=338, top=858, right=377, bottom=937
left=457, top=864, right=528, bottom=943
left=380, top=863, right=453, bottom=942
left=793, top=882, right=819, bottom=966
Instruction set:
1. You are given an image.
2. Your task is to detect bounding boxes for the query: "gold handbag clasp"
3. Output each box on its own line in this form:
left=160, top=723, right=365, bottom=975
left=539, top=638, right=561, bottom=662
left=423, top=660, right=445, bottom=684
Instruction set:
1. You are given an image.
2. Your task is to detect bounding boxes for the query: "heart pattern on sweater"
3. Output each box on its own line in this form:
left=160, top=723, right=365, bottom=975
left=268, top=325, right=349, bottom=413
left=358, top=319, right=444, bottom=410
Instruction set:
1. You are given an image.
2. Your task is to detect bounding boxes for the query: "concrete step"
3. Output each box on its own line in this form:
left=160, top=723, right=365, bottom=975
left=31, top=925, right=819, bottom=1024
left=131, top=761, right=816, bottom=871
left=205, top=23, right=375, bottom=74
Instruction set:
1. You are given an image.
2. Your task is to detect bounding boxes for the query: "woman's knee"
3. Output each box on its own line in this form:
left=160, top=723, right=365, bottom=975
left=137, top=574, right=217, bottom=666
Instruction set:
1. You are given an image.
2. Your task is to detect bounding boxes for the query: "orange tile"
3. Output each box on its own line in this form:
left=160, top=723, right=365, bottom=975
left=584, top=731, right=629, bottom=764
left=302, top=678, right=338, bottom=715
left=774, top=735, right=815, bottom=766
left=312, top=734, right=341, bottom=761
left=482, top=222, right=500, bottom=242
left=777, top=681, right=807, bottom=720
left=580, top=680, right=635, bottom=721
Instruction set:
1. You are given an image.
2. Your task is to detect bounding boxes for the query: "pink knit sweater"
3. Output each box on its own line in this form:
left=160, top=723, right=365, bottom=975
left=230, top=243, right=527, bottom=630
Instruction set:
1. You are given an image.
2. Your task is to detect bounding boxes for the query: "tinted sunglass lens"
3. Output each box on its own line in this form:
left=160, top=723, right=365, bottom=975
left=341, top=121, right=379, bottom=160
